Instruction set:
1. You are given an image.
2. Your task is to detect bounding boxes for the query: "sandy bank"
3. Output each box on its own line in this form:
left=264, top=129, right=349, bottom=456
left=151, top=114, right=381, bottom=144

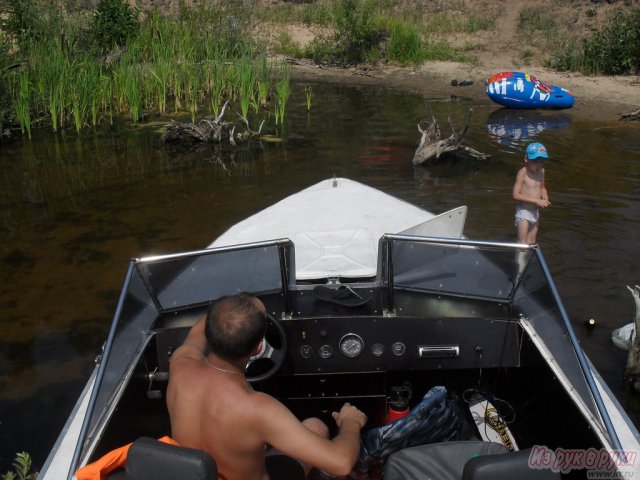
left=288, top=59, right=640, bottom=124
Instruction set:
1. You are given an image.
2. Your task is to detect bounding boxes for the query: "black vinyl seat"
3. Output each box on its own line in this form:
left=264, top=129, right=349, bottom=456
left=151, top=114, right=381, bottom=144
left=109, top=437, right=217, bottom=480
left=384, top=441, right=560, bottom=480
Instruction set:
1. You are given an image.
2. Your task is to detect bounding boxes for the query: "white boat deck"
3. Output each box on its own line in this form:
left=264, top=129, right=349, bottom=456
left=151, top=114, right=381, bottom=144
left=211, top=178, right=466, bottom=279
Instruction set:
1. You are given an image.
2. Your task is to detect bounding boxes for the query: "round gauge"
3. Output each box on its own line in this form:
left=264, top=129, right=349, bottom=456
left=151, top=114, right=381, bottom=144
left=339, top=333, right=364, bottom=358
left=371, top=343, right=384, bottom=357
left=300, top=345, right=313, bottom=359
left=391, top=342, right=406, bottom=356
left=319, top=344, right=333, bottom=359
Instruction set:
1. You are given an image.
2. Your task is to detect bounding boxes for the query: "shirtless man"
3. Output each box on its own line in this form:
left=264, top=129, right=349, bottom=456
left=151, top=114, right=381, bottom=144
left=166, top=293, right=367, bottom=480
left=512, top=142, right=551, bottom=244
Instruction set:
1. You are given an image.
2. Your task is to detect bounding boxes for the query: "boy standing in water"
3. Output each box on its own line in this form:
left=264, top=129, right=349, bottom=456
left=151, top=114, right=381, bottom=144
left=512, top=142, right=551, bottom=244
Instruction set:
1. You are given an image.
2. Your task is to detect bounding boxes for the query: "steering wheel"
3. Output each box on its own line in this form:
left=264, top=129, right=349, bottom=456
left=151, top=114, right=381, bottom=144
left=245, top=314, right=287, bottom=383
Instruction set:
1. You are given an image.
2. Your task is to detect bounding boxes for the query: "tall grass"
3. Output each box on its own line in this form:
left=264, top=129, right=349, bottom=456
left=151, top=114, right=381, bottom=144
left=13, top=71, right=32, bottom=139
left=274, top=67, right=291, bottom=126
left=238, top=58, right=256, bottom=120
left=305, top=86, right=312, bottom=111
left=256, top=56, right=272, bottom=110
left=384, top=20, right=427, bottom=65
left=184, top=62, right=201, bottom=123
left=209, top=61, right=225, bottom=117
left=70, top=59, right=99, bottom=133
left=0, top=2, right=291, bottom=138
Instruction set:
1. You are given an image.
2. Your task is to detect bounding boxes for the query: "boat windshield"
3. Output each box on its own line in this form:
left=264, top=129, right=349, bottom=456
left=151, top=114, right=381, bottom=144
left=381, top=235, right=613, bottom=446
left=72, top=236, right=617, bottom=475
left=74, top=240, right=294, bottom=471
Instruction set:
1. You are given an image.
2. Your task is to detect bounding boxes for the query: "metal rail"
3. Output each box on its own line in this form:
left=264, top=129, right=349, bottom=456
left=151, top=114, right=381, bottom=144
left=535, top=248, right=626, bottom=460
left=67, top=260, right=137, bottom=480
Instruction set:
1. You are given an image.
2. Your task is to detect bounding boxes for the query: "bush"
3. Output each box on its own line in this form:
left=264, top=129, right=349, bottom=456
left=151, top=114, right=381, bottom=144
left=330, top=0, right=379, bottom=63
left=547, top=37, right=585, bottom=72
left=90, top=0, right=140, bottom=53
left=384, top=20, right=427, bottom=65
left=0, top=0, right=41, bottom=46
left=582, top=8, right=640, bottom=75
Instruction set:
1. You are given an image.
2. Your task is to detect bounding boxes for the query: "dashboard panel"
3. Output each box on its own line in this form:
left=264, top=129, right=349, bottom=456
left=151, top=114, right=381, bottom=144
left=154, top=315, right=521, bottom=375
left=280, top=315, right=521, bottom=374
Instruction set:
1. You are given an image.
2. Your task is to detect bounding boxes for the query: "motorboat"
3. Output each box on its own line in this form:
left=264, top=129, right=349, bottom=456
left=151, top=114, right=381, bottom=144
left=40, top=178, right=639, bottom=480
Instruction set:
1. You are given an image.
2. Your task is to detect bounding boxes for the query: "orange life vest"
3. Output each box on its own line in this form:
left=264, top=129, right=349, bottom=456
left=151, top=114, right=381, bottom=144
left=75, top=436, right=180, bottom=480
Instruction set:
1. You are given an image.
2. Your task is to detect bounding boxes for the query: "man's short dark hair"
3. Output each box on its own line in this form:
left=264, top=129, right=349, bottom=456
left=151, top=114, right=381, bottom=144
left=205, top=293, right=267, bottom=361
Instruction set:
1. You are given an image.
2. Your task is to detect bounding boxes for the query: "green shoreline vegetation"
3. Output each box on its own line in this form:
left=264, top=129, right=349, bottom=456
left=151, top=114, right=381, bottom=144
left=1, top=452, right=37, bottom=480
left=1, top=0, right=283, bottom=139
left=0, top=0, right=639, bottom=140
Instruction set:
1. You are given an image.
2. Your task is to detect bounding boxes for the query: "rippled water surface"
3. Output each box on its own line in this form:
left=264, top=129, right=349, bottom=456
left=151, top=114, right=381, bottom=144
left=1, top=81, right=639, bottom=471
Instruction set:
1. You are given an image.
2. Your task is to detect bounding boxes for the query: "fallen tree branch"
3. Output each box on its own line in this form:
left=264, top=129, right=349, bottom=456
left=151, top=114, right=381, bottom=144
left=162, top=101, right=265, bottom=144
left=619, top=109, right=640, bottom=121
left=412, top=106, right=489, bottom=165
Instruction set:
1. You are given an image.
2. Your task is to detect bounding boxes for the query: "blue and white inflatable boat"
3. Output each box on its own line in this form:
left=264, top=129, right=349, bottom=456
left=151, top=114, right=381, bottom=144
left=486, top=71, right=574, bottom=109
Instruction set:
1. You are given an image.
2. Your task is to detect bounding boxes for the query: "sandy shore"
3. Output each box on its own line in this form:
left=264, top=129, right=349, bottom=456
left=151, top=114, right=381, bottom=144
left=272, top=0, right=640, bottom=124
left=288, top=59, right=640, bottom=124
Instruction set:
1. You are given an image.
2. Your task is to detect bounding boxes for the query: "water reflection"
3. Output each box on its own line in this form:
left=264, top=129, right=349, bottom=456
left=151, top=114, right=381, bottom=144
left=485, top=108, right=572, bottom=151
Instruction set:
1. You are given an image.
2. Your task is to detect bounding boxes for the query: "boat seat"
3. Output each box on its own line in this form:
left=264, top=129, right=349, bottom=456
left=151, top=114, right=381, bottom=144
left=109, top=437, right=217, bottom=480
left=383, top=441, right=559, bottom=480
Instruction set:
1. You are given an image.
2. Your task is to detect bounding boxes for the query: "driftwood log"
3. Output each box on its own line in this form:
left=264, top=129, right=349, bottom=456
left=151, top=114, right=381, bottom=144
left=162, top=101, right=264, bottom=144
left=619, top=109, right=640, bottom=121
left=624, top=285, right=640, bottom=393
left=412, top=106, right=489, bottom=165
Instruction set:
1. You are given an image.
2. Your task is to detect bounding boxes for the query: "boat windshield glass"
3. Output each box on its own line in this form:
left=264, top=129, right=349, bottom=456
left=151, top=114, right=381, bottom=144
left=382, top=235, right=608, bottom=443
left=137, top=244, right=287, bottom=311
left=79, top=241, right=291, bottom=467
left=388, top=237, right=526, bottom=301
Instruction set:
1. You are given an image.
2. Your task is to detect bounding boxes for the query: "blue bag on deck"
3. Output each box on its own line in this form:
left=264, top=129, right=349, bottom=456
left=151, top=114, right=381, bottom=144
left=347, top=386, right=468, bottom=479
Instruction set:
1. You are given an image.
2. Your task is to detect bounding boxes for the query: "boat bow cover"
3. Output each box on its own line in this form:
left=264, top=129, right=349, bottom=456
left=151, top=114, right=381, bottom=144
left=211, top=178, right=466, bottom=279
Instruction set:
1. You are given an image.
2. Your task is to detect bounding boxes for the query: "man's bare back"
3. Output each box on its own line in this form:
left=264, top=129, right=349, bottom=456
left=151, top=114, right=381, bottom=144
left=167, top=295, right=367, bottom=480
left=167, top=343, right=271, bottom=480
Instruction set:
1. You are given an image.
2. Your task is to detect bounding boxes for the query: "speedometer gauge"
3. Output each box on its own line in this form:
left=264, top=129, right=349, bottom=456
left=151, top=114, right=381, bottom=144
left=339, top=333, right=364, bottom=358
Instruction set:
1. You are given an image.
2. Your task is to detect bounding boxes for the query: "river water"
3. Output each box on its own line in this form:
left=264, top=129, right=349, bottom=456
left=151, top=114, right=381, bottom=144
left=1, top=80, right=639, bottom=472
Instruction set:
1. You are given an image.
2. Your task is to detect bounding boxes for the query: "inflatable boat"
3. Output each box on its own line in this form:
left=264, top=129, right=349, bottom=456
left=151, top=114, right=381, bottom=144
left=486, top=72, right=574, bottom=109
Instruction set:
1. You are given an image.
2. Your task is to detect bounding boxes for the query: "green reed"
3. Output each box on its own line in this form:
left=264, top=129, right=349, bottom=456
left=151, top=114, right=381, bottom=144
left=90, top=72, right=109, bottom=127
left=172, top=64, right=183, bottom=114
left=121, top=65, right=143, bottom=123
left=274, top=67, right=291, bottom=126
left=148, top=43, right=171, bottom=115
left=185, top=62, right=202, bottom=123
left=0, top=3, right=291, bottom=137
left=238, top=59, right=256, bottom=120
left=73, top=58, right=105, bottom=132
left=209, top=61, right=225, bottom=117
left=70, top=61, right=88, bottom=133
left=256, top=56, right=272, bottom=110
left=224, top=62, right=238, bottom=102
left=13, top=71, right=32, bottom=139
left=28, top=39, right=70, bottom=132
left=305, top=86, right=312, bottom=111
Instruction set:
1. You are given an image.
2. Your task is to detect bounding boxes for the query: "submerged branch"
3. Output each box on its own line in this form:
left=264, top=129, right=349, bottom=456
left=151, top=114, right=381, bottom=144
left=162, top=102, right=263, bottom=145
left=412, top=106, right=489, bottom=165
left=619, top=109, right=640, bottom=121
